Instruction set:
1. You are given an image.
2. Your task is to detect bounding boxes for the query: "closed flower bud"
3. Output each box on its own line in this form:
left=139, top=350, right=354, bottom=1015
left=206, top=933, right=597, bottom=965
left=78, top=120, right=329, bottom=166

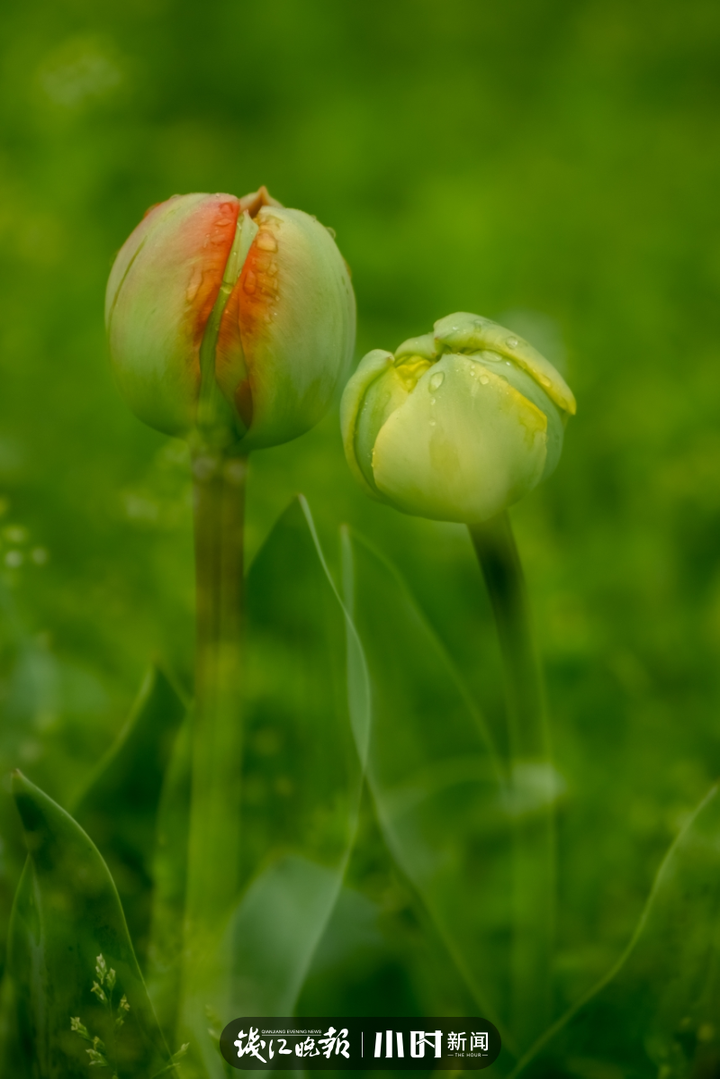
left=105, top=188, right=355, bottom=451
left=341, top=312, right=576, bottom=524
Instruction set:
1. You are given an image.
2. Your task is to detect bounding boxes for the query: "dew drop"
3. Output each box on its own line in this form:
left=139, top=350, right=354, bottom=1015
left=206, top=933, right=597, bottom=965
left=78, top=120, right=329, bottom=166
left=429, top=371, right=445, bottom=392
left=506, top=336, right=519, bottom=348
left=185, top=270, right=203, bottom=303
left=471, top=350, right=502, bottom=364
left=480, top=375, right=489, bottom=385
left=540, top=375, right=551, bottom=387
left=429, top=419, right=436, bottom=427
left=256, top=230, right=278, bottom=253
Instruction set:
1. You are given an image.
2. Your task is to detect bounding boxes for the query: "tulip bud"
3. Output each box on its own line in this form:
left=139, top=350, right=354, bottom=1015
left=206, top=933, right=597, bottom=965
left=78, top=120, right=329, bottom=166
left=341, top=312, right=576, bottom=524
left=105, top=188, right=355, bottom=451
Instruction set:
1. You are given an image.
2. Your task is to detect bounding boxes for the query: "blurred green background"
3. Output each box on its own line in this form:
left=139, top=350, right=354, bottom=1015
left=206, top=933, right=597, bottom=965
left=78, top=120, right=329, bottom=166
left=1, top=0, right=720, bottom=1028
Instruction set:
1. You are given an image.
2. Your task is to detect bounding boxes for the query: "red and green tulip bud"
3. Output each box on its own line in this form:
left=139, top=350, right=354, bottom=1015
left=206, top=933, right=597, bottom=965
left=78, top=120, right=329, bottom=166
left=105, top=187, right=356, bottom=451
left=341, top=312, right=576, bottom=524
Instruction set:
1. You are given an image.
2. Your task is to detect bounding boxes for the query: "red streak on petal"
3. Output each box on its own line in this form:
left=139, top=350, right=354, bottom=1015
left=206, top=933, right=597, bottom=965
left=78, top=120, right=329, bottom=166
left=216, top=220, right=281, bottom=427
left=180, top=197, right=240, bottom=350
left=239, top=234, right=279, bottom=320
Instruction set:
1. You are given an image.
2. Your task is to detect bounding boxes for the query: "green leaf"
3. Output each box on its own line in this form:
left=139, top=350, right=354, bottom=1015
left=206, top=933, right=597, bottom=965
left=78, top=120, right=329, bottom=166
left=70, top=660, right=187, bottom=966
left=71, top=666, right=187, bottom=966
left=225, top=854, right=346, bottom=1015
left=342, top=530, right=517, bottom=1055
left=512, top=784, right=720, bottom=1078
left=144, top=711, right=191, bottom=1037
left=238, top=498, right=364, bottom=886
left=7, top=771, right=172, bottom=1078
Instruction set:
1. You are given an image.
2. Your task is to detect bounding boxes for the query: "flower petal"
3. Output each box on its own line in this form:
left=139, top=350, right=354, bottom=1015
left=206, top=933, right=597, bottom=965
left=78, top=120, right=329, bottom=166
left=106, top=193, right=240, bottom=436
left=372, top=354, right=548, bottom=523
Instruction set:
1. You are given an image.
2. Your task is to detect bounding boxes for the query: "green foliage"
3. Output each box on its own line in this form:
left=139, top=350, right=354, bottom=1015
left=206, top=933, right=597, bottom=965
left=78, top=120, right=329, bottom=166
left=5, top=502, right=720, bottom=1075
left=224, top=499, right=365, bottom=1007
left=238, top=498, right=363, bottom=887
left=513, top=784, right=720, bottom=1078
left=72, top=666, right=187, bottom=964
left=6, top=773, right=171, bottom=1078
left=342, top=530, right=517, bottom=1058
left=144, top=712, right=191, bottom=1039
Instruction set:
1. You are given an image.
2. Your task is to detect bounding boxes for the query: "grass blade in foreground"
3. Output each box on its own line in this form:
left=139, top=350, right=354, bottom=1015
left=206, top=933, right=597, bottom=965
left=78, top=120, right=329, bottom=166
left=145, top=712, right=192, bottom=1038
left=72, top=666, right=187, bottom=965
left=512, top=784, right=720, bottom=1078
left=7, top=772, right=172, bottom=1078
left=342, top=530, right=517, bottom=1064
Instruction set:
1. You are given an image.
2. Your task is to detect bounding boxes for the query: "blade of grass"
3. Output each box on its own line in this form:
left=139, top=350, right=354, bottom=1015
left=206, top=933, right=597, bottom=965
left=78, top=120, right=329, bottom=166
left=512, top=783, right=720, bottom=1078
left=72, top=665, right=187, bottom=966
left=7, top=772, right=172, bottom=1078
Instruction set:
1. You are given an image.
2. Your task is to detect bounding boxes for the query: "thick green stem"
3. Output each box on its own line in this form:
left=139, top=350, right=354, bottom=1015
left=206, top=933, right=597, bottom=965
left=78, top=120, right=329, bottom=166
left=181, top=448, right=247, bottom=1035
left=469, top=511, right=555, bottom=1050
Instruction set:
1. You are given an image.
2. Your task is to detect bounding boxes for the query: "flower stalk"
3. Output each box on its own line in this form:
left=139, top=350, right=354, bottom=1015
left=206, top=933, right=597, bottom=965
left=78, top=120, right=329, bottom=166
left=180, top=449, right=247, bottom=1046
left=470, top=511, right=554, bottom=1049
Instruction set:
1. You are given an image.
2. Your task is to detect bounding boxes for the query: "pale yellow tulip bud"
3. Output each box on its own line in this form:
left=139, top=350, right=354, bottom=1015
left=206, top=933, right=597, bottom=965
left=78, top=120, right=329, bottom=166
left=341, top=312, right=576, bottom=523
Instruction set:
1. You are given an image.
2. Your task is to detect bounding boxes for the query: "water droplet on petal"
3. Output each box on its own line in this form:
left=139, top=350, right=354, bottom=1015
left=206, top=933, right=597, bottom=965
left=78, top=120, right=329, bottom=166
left=256, top=230, right=278, bottom=253
left=471, top=350, right=502, bottom=364
left=480, top=376, right=489, bottom=385
left=186, top=269, right=203, bottom=303
left=429, top=419, right=436, bottom=427
left=506, top=336, right=519, bottom=348
left=540, top=375, right=551, bottom=387
left=429, top=371, right=445, bottom=392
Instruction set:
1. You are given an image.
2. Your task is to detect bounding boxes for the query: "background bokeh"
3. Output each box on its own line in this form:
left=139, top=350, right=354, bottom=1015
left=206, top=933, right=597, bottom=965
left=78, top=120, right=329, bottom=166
left=1, top=0, right=720, bottom=1027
